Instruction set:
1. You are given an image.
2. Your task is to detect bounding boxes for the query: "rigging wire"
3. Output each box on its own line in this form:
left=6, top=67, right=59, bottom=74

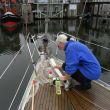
left=76, top=0, right=88, bottom=36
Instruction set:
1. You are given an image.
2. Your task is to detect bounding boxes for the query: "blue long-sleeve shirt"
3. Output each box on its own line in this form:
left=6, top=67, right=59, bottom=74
left=64, top=40, right=101, bottom=80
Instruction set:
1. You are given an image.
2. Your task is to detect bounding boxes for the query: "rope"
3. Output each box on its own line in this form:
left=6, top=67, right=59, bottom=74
left=8, top=43, right=36, bottom=110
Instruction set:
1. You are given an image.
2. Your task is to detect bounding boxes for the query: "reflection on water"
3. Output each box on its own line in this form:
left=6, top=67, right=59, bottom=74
left=27, top=19, right=77, bottom=35
left=78, top=16, right=110, bottom=83
left=79, top=16, right=110, bottom=70
left=0, top=30, right=20, bottom=55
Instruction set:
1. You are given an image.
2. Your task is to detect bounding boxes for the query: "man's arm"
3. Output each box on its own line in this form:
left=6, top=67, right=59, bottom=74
left=54, top=65, right=71, bottom=80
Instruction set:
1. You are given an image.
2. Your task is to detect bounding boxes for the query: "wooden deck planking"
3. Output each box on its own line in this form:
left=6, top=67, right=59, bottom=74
left=66, top=90, right=83, bottom=110
left=45, top=84, right=51, bottom=110
left=72, top=82, right=110, bottom=109
left=50, top=86, right=56, bottom=110
left=43, top=84, right=48, bottom=107
left=24, top=81, right=110, bottom=110
left=37, top=84, right=45, bottom=110
left=35, top=84, right=48, bottom=110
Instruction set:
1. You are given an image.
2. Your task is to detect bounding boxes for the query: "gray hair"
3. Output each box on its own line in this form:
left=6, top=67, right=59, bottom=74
left=56, top=34, right=67, bottom=44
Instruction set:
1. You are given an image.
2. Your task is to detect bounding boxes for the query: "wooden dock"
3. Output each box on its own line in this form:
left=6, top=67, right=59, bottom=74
left=24, top=81, right=110, bottom=110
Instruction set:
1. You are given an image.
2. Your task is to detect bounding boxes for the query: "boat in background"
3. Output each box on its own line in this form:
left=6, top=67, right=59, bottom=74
left=1, top=11, right=21, bottom=32
left=0, top=0, right=21, bottom=32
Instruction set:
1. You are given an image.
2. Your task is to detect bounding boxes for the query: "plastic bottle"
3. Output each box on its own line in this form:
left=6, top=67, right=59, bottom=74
left=55, top=77, right=61, bottom=95
left=48, top=70, right=53, bottom=85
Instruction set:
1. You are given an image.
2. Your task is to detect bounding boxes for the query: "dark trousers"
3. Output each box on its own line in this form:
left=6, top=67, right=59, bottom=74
left=62, top=63, right=91, bottom=84
left=71, top=70, right=91, bottom=84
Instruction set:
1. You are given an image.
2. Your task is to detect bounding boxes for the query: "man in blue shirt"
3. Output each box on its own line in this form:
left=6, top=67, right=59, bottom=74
left=56, top=34, right=101, bottom=90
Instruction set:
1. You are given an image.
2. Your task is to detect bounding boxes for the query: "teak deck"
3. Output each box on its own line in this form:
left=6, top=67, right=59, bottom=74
left=24, top=81, right=110, bottom=110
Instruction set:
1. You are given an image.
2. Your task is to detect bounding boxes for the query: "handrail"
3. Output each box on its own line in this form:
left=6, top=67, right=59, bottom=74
left=33, top=9, right=63, bottom=18
left=51, top=10, right=63, bottom=18
left=35, top=10, right=48, bottom=18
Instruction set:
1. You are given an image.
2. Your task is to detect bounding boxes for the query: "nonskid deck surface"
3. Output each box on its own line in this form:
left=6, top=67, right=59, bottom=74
left=24, top=81, right=110, bottom=110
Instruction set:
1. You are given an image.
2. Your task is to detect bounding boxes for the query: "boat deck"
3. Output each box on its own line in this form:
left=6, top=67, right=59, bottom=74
left=24, top=81, right=110, bottom=110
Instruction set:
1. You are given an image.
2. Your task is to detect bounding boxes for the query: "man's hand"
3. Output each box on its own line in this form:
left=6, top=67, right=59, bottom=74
left=54, top=65, right=62, bottom=69
left=54, top=64, right=70, bottom=80
left=60, top=74, right=70, bottom=81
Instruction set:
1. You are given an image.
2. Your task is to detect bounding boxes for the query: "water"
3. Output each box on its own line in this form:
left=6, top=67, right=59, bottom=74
left=0, top=17, right=110, bottom=109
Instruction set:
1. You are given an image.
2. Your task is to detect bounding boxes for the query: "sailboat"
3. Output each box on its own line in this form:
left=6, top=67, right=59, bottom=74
left=0, top=0, right=21, bottom=32
left=17, top=32, right=110, bottom=110
left=4, top=0, right=110, bottom=109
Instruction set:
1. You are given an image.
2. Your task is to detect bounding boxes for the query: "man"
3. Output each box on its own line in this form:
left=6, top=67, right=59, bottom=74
left=56, top=34, right=101, bottom=90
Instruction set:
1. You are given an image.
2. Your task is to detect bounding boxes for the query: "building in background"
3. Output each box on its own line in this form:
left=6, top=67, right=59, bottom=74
left=21, top=0, right=80, bottom=19
left=20, top=0, right=110, bottom=20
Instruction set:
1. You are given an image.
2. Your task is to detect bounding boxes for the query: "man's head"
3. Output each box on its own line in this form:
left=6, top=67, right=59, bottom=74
left=56, top=34, right=67, bottom=50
